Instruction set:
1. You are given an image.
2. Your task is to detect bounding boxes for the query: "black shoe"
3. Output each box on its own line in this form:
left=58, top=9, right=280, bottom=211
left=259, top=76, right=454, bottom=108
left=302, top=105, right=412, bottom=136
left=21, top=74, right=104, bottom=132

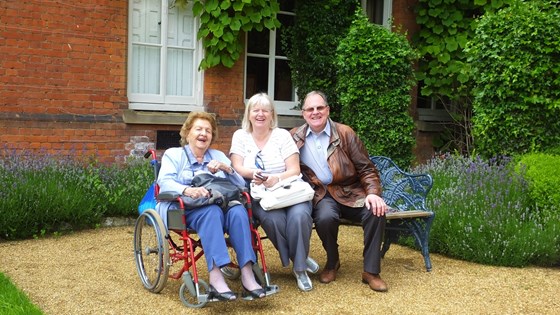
left=242, top=285, right=266, bottom=299
left=208, top=285, right=237, bottom=301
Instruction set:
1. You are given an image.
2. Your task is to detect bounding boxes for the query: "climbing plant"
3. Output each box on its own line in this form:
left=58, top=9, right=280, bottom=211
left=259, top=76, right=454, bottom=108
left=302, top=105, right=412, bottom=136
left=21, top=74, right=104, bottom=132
left=466, top=0, right=560, bottom=157
left=175, top=0, right=281, bottom=69
left=336, top=9, right=417, bottom=166
left=282, top=0, right=358, bottom=118
left=413, top=0, right=513, bottom=154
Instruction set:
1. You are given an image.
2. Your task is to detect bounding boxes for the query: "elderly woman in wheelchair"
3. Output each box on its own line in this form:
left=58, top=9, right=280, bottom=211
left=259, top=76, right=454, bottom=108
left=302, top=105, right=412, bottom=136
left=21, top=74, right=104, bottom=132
left=145, top=112, right=268, bottom=303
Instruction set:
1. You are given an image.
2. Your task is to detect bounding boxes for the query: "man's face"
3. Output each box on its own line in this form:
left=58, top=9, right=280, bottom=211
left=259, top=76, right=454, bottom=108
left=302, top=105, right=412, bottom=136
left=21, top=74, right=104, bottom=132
left=302, top=94, right=330, bottom=133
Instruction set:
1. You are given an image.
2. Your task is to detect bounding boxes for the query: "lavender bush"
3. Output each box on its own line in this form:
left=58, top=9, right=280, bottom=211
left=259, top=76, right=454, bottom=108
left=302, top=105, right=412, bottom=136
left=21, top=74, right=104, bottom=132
left=416, top=153, right=560, bottom=267
left=0, top=147, right=151, bottom=240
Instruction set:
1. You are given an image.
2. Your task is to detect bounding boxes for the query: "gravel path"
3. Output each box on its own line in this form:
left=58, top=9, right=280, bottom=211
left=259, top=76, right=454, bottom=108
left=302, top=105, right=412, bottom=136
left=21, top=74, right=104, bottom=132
left=1, top=225, right=559, bottom=315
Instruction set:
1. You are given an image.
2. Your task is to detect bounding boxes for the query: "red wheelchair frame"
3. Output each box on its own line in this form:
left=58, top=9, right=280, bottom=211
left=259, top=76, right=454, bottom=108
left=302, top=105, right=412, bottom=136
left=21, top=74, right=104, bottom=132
left=133, top=150, right=279, bottom=308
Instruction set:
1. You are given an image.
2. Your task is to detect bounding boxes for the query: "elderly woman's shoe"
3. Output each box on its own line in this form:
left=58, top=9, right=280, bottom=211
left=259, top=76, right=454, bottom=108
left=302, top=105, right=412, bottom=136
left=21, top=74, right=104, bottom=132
left=208, top=285, right=237, bottom=301
left=242, top=285, right=266, bottom=299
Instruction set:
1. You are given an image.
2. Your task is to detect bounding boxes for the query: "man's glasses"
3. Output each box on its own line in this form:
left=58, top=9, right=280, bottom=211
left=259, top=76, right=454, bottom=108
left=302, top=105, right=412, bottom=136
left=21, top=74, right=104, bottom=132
left=255, top=151, right=265, bottom=170
left=302, top=105, right=328, bottom=113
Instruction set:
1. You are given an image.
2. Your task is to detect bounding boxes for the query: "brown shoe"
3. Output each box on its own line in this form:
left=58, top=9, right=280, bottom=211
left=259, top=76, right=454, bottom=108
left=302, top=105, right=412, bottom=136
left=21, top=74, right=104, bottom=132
left=361, top=272, right=388, bottom=292
left=319, top=261, right=340, bottom=284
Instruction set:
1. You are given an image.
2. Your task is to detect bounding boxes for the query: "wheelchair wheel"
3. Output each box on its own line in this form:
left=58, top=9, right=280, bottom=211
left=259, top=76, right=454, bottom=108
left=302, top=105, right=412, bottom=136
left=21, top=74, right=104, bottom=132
left=179, top=278, right=209, bottom=308
left=133, top=209, right=170, bottom=293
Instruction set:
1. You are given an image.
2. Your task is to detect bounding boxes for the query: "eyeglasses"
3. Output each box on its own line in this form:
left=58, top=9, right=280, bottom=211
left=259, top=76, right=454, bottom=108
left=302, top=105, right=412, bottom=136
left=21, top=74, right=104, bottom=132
left=255, top=151, right=265, bottom=170
left=302, top=105, right=328, bottom=113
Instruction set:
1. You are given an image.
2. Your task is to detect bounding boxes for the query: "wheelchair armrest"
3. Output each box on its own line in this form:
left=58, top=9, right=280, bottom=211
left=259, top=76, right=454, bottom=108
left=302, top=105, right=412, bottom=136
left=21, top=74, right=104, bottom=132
left=157, top=191, right=181, bottom=201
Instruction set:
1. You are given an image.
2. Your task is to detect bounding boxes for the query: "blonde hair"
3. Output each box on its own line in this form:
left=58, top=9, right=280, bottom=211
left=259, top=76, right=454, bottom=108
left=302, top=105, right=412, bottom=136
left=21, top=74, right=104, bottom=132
left=179, top=111, right=218, bottom=146
left=242, top=93, right=278, bottom=132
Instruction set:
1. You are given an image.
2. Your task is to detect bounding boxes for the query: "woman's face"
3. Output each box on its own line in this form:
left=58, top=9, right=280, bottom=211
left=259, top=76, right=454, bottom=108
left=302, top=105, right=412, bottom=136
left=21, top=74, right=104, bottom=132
left=187, top=118, right=213, bottom=152
left=249, top=103, right=272, bottom=131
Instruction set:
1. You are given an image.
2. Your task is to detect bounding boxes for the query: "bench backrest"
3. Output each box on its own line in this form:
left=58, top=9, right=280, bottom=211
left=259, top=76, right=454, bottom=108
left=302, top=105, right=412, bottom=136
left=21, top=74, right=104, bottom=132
left=369, top=156, right=433, bottom=212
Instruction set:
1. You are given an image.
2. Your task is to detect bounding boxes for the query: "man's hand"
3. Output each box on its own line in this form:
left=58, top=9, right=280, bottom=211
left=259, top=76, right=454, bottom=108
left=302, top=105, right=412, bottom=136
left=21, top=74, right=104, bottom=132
left=365, top=194, right=387, bottom=217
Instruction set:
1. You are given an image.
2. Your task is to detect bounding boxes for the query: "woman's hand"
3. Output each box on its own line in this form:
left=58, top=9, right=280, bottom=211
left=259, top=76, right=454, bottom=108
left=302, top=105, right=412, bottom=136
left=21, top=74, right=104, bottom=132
left=183, top=186, right=210, bottom=199
left=253, top=170, right=281, bottom=188
left=207, top=160, right=233, bottom=174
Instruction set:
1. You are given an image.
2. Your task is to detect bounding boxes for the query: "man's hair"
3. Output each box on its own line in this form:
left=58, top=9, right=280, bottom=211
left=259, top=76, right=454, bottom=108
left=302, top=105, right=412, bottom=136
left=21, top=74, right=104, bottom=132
left=303, top=90, right=329, bottom=106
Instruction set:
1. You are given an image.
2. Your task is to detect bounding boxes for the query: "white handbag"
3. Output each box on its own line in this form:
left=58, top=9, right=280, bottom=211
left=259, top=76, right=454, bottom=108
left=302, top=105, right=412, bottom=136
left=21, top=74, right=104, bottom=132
left=250, top=174, right=315, bottom=211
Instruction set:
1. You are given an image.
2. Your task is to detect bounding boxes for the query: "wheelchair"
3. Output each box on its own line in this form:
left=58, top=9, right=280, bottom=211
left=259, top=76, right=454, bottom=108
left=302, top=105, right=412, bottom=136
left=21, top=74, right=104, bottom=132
left=133, top=150, right=279, bottom=308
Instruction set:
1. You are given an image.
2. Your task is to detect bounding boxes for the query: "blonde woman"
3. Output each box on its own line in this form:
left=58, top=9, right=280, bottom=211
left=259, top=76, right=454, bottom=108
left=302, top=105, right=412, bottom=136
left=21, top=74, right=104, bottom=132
left=230, top=93, right=318, bottom=292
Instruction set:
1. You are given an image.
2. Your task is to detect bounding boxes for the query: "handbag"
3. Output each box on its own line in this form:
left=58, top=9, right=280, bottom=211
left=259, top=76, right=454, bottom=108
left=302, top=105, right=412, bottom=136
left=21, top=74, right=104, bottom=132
left=182, top=173, right=243, bottom=211
left=250, top=174, right=315, bottom=211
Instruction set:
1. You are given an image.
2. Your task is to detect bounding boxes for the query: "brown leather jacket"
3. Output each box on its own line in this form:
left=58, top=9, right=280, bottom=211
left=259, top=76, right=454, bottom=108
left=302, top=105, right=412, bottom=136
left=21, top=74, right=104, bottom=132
left=290, top=118, right=382, bottom=208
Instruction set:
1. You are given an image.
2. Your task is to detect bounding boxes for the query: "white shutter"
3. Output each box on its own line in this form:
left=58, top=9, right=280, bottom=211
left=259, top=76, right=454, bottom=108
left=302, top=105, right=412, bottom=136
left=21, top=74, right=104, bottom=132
left=128, top=0, right=202, bottom=110
left=166, top=5, right=195, bottom=98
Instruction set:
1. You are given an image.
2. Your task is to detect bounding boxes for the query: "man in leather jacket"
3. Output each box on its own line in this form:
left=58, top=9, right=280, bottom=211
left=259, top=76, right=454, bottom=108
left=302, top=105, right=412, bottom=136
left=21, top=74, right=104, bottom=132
left=290, top=91, right=388, bottom=292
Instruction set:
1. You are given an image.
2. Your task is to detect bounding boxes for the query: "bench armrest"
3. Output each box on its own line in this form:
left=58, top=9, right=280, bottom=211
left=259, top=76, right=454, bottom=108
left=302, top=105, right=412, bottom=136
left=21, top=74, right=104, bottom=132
left=370, top=156, right=434, bottom=213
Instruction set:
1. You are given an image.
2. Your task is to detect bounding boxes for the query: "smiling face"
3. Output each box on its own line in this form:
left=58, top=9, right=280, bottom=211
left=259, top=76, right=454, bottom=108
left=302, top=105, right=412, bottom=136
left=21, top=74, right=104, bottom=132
left=302, top=93, right=330, bottom=133
left=249, top=103, right=273, bottom=130
left=187, top=118, right=213, bottom=152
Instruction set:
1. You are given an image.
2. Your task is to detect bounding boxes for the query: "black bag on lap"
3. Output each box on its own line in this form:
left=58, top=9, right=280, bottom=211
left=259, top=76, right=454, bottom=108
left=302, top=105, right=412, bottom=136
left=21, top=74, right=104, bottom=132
left=181, top=173, right=243, bottom=211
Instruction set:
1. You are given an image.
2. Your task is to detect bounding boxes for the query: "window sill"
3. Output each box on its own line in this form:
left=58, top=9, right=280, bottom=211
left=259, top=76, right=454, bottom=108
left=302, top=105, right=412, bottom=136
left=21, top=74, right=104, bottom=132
left=122, top=110, right=187, bottom=125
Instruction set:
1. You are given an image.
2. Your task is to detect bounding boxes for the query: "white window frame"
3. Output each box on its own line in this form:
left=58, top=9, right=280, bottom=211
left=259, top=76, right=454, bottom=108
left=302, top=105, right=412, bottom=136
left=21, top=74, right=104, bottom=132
left=362, top=0, right=393, bottom=29
left=244, top=7, right=300, bottom=116
left=127, top=0, right=203, bottom=112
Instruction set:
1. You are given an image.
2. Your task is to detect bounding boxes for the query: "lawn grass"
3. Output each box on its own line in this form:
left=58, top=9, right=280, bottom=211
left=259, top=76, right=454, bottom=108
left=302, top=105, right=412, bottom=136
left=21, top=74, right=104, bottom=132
left=0, top=272, right=43, bottom=315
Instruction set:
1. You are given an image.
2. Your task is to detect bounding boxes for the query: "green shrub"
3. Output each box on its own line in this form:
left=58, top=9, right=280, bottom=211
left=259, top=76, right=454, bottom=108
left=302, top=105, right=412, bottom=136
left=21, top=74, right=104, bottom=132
left=0, top=148, right=151, bottom=240
left=516, top=153, right=560, bottom=213
left=336, top=9, right=417, bottom=166
left=466, top=0, right=560, bottom=157
left=416, top=153, right=560, bottom=267
left=100, top=159, right=154, bottom=217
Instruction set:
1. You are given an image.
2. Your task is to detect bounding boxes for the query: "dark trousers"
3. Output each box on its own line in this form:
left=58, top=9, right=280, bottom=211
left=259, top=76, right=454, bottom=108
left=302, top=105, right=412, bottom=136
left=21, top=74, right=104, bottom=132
left=313, top=194, right=386, bottom=274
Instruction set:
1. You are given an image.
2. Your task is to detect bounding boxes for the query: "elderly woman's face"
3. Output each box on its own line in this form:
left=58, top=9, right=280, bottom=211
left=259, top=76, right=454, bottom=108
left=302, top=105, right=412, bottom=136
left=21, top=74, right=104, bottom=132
left=187, top=118, right=213, bottom=151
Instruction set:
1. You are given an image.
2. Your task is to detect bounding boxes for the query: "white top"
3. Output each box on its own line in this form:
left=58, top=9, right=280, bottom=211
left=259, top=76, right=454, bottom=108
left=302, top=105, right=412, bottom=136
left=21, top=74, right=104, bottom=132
left=230, top=128, right=299, bottom=176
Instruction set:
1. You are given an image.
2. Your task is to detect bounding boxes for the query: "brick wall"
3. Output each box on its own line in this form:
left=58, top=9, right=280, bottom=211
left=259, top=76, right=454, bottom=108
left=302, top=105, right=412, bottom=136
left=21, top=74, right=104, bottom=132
left=0, top=0, right=135, bottom=163
left=203, top=59, right=246, bottom=154
left=0, top=0, right=433, bottom=164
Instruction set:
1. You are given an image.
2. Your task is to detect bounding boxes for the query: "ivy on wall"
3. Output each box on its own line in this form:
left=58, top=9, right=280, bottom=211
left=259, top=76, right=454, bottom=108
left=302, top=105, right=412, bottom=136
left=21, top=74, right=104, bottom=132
left=282, top=0, right=358, bottom=118
left=413, top=0, right=513, bottom=154
left=175, top=0, right=281, bottom=69
left=336, top=9, right=417, bottom=166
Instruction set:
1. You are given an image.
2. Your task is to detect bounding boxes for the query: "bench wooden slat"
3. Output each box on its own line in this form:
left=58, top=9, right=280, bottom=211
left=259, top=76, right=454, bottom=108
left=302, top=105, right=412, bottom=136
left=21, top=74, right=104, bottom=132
left=386, top=210, right=433, bottom=219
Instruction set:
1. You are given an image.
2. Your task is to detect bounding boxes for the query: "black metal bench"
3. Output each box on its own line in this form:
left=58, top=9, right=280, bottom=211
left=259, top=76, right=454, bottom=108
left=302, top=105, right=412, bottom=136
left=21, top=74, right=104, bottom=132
left=370, top=156, right=435, bottom=272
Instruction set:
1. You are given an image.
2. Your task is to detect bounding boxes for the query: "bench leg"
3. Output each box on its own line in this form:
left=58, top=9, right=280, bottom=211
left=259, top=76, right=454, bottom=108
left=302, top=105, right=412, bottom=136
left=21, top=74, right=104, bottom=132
left=406, top=217, right=434, bottom=272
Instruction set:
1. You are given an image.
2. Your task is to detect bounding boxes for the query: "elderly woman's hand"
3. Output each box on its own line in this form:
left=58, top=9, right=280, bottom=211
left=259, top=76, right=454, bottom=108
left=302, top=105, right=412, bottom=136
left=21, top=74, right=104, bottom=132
left=183, top=186, right=210, bottom=199
left=208, top=160, right=234, bottom=175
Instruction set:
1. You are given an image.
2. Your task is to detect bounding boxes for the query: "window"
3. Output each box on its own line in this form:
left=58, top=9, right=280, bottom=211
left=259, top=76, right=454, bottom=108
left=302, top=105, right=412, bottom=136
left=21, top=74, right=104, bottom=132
left=244, top=0, right=299, bottom=115
left=362, top=0, right=392, bottom=29
left=128, top=0, right=203, bottom=112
